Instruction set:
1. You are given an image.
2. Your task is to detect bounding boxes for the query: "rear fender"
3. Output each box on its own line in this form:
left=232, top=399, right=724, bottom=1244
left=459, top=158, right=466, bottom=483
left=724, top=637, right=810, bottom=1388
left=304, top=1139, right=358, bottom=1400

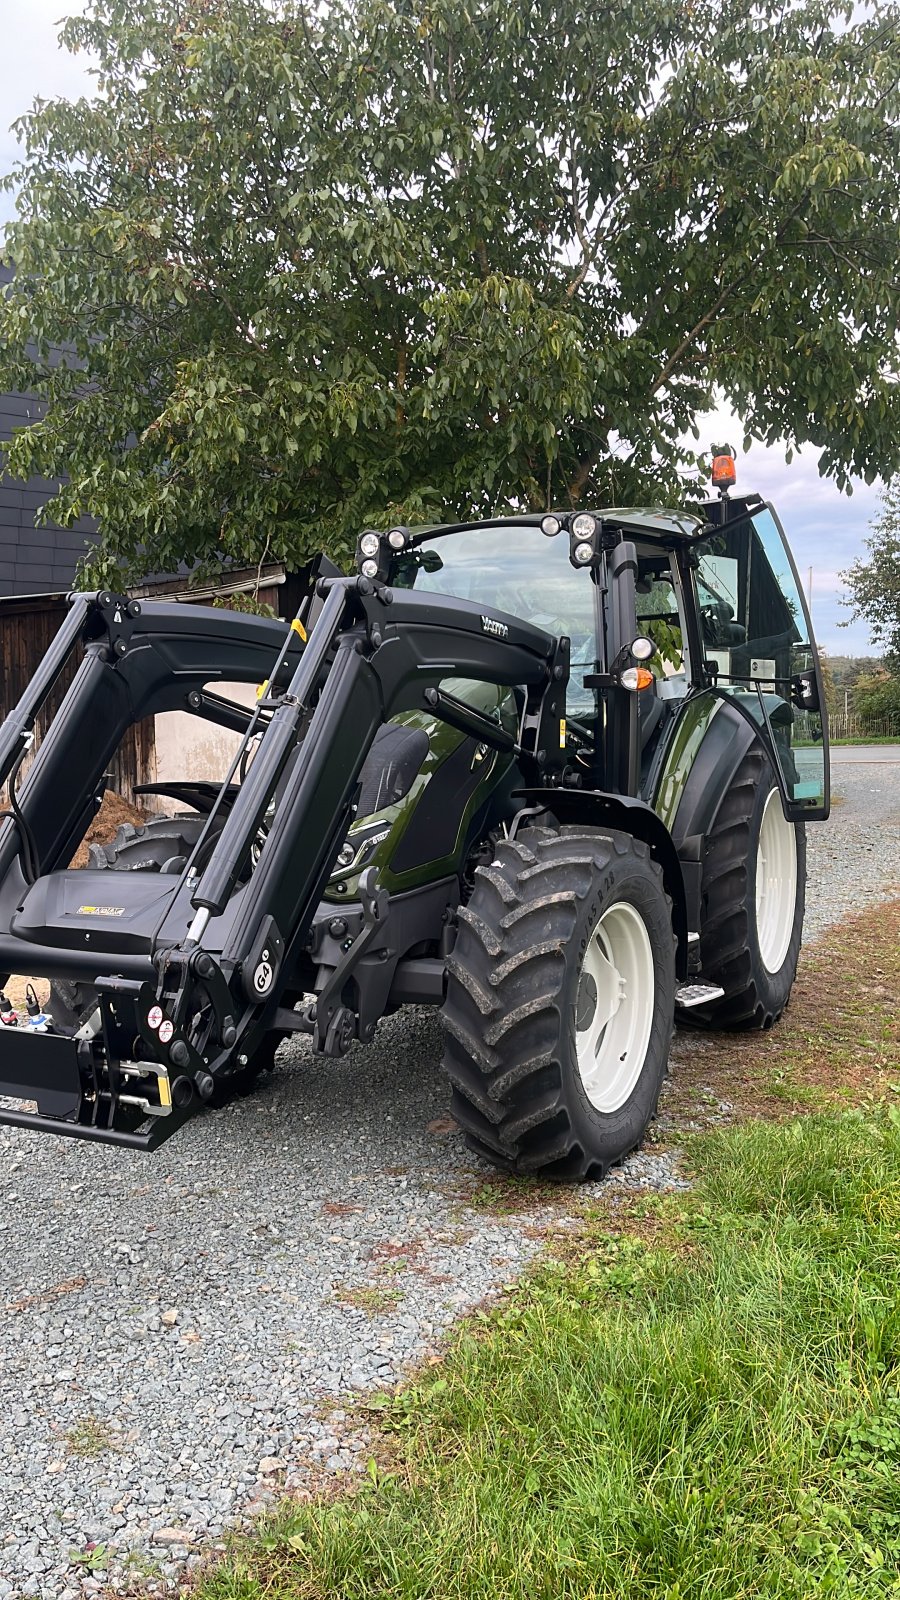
left=655, top=691, right=759, bottom=848
left=514, top=787, right=689, bottom=978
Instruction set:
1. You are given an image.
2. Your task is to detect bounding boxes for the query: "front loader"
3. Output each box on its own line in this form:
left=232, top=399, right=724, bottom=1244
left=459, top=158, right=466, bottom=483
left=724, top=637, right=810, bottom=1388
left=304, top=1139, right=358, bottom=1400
left=0, top=466, right=830, bottom=1177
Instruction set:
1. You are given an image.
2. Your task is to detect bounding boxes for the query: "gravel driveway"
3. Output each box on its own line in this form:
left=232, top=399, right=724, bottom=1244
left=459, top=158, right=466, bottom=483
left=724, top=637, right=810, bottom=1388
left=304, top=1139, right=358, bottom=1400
left=1, top=754, right=898, bottom=1598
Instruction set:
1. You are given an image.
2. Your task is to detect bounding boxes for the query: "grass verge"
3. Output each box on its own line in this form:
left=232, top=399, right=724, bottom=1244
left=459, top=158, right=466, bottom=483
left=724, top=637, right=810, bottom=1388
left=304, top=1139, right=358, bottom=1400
left=194, top=903, right=900, bottom=1600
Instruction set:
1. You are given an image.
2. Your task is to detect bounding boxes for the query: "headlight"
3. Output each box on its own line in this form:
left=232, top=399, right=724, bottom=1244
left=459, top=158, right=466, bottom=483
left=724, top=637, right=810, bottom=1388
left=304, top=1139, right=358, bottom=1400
left=387, top=528, right=407, bottom=550
left=571, top=513, right=596, bottom=540
left=541, top=514, right=561, bottom=537
left=360, top=558, right=379, bottom=578
left=359, top=532, right=380, bottom=558
left=574, top=541, right=593, bottom=564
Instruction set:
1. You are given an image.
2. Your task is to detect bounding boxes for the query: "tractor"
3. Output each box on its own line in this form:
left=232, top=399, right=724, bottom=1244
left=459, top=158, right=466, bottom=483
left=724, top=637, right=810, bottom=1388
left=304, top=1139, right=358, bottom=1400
left=0, top=464, right=829, bottom=1177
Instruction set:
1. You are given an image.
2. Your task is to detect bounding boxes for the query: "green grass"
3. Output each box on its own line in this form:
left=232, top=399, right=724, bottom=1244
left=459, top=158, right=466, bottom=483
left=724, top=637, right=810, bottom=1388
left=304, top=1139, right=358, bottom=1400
left=335, top=1284, right=404, bottom=1315
left=64, top=1416, right=118, bottom=1459
left=198, top=1108, right=900, bottom=1600
left=794, top=736, right=900, bottom=746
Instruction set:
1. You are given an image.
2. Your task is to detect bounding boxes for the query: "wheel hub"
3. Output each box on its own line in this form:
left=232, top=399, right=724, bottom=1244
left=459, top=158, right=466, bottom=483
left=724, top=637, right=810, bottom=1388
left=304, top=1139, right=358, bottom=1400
left=755, top=788, right=798, bottom=974
left=575, top=901, right=655, bottom=1113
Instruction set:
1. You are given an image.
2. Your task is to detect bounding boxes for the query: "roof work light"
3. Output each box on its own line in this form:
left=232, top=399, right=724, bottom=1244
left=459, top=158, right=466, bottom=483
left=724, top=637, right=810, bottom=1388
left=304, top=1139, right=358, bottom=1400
left=710, top=444, right=737, bottom=491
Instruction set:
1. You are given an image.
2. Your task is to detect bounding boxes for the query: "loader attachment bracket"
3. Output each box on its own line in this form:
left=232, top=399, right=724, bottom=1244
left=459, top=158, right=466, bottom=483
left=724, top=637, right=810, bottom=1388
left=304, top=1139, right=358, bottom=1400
left=302, top=866, right=389, bottom=1056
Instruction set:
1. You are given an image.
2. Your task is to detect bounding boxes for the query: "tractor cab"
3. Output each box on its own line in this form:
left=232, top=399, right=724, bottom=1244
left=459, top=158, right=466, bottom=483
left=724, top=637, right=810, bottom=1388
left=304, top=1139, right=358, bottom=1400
left=387, top=490, right=829, bottom=825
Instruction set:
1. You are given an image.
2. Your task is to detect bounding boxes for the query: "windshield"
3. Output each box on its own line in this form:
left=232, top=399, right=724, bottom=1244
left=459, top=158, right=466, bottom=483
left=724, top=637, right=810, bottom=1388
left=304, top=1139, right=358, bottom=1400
left=392, top=525, right=597, bottom=713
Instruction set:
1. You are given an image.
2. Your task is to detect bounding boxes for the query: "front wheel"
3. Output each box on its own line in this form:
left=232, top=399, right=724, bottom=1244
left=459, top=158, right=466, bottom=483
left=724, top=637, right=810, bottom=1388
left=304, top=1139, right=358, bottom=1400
left=441, top=827, right=675, bottom=1180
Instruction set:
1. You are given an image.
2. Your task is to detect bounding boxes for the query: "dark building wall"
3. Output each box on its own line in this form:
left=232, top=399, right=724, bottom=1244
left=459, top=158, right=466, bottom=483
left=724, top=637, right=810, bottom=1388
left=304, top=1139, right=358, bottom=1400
left=0, top=592, right=155, bottom=801
left=0, top=262, right=99, bottom=596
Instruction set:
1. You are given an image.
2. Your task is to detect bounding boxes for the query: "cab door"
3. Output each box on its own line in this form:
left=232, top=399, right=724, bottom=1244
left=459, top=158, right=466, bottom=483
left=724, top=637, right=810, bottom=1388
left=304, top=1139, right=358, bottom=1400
left=690, top=504, right=830, bottom=820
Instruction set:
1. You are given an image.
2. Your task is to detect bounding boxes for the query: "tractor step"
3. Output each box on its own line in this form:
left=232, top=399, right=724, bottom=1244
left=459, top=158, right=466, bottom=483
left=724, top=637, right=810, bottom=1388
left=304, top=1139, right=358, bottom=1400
left=675, top=982, right=725, bottom=1008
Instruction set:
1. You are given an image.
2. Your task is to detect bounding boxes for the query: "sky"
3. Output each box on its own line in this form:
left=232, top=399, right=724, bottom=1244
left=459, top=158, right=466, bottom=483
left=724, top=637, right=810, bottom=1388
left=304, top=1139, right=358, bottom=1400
left=0, top=0, right=887, bottom=658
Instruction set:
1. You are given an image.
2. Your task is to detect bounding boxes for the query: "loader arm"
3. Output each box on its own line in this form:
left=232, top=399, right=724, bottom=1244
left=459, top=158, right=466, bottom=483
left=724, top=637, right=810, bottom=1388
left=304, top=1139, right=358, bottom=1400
left=0, top=576, right=568, bottom=1148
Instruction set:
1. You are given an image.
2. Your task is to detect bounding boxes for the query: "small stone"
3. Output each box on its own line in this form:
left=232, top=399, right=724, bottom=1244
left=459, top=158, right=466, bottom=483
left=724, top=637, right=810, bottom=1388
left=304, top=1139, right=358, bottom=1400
left=152, top=1527, right=194, bottom=1546
left=160, top=1308, right=179, bottom=1327
left=257, top=1456, right=283, bottom=1476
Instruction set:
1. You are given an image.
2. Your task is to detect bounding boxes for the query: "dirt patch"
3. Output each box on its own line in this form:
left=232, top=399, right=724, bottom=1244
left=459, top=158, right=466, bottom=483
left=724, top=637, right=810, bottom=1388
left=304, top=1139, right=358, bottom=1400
left=663, top=894, right=900, bottom=1131
left=3, top=790, right=147, bottom=1012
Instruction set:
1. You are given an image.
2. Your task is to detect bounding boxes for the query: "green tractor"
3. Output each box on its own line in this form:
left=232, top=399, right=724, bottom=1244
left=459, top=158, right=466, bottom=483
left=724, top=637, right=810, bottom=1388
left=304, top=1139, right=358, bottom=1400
left=0, top=469, right=828, bottom=1178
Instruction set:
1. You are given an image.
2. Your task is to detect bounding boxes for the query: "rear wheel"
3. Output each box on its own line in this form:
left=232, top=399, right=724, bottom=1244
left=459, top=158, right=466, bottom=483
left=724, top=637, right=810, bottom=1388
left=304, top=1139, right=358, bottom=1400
left=441, top=826, right=675, bottom=1180
left=686, top=743, right=806, bottom=1030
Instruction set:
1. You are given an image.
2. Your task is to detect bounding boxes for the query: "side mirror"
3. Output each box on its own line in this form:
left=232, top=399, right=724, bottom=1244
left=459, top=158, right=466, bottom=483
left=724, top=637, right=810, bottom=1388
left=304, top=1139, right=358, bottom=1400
left=790, top=669, right=820, bottom=713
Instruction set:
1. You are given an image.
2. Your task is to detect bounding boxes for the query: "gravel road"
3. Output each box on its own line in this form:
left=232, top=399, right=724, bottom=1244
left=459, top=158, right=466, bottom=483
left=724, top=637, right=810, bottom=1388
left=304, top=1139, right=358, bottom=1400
left=1, top=755, right=898, bottom=1598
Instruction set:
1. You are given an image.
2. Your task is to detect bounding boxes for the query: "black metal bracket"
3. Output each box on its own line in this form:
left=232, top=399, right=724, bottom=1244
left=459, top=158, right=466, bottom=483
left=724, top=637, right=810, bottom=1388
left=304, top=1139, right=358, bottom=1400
left=85, top=592, right=143, bottom=661
left=304, top=867, right=389, bottom=1055
left=520, top=633, right=570, bottom=780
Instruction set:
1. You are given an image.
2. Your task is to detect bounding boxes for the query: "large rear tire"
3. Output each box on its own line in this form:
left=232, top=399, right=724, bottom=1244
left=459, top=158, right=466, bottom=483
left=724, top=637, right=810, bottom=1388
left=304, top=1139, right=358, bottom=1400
left=441, top=827, right=675, bottom=1180
left=686, top=743, right=806, bottom=1031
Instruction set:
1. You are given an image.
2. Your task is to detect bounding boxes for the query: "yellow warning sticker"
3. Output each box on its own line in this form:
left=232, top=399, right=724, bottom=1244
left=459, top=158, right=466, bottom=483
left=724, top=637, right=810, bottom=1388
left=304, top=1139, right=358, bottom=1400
left=559, top=719, right=567, bottom=748
left=77, top=905, right=125, bottom=916
left=291, top=617, right=307, bottom=641
left=256, top=678, right=269, bottom=700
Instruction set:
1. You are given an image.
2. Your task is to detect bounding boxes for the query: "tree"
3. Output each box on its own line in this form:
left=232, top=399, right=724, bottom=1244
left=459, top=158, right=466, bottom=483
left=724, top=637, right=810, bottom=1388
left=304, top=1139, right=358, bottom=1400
left=852, top=670, right=900, bottom=723
left=2, top=0, right=900, bottom=583
left=842, top=486, right=900, bottom=669
left=816, top=650, right=839, bottom=717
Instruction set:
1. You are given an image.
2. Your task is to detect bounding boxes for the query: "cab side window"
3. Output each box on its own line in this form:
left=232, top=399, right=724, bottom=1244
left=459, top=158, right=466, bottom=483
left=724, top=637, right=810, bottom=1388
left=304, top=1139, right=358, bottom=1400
left=635, top=561, right=686, bottom=684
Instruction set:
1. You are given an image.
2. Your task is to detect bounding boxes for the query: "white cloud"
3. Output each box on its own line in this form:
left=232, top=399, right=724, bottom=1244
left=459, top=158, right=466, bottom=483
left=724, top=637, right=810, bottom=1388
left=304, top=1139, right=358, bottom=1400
left=0, top=0, right=94, bottom=225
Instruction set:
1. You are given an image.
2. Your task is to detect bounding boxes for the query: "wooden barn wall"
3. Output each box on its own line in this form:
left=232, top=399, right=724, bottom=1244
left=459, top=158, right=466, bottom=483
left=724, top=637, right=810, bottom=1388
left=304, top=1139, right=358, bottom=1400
left=0, top=595, right=155, bottom=801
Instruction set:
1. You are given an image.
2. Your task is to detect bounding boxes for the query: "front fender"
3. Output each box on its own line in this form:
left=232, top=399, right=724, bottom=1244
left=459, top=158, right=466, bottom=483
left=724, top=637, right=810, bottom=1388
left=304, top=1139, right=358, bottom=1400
left=514, top=787, right=689, bottom=978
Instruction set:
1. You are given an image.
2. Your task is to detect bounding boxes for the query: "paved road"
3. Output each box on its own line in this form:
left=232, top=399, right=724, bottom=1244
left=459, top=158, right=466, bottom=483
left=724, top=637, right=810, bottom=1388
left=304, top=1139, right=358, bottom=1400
left=805, top=756, right=900, bottom=939
left=830, top=744, right=900, bottom=764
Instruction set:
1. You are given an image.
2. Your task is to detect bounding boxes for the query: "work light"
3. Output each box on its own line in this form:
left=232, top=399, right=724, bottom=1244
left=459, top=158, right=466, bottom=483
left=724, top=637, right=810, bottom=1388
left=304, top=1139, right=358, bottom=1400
left=571, top=513, right=597, bottom=540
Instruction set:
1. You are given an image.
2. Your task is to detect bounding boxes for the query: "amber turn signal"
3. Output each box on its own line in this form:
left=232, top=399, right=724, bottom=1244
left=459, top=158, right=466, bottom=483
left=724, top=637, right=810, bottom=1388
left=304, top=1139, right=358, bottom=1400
left=620, top=666, right=655, bottom=692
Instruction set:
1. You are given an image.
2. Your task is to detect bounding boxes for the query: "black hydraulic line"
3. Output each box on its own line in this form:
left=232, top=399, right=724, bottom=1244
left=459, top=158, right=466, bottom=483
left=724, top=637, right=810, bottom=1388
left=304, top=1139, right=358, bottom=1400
left=190, top=581, right=349, bottom=917
left=0, top=745, right=40, bottom=886
left=0, top=592, right=95, bottom=790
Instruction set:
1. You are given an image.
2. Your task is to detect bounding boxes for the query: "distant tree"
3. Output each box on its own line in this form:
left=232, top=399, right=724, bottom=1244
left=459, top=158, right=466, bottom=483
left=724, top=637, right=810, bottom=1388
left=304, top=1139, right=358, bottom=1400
left=828, top=655, right=885, bottom=691
left=852, top=670, right=900, bottom=724
left=2, top=0, right=900, bottom=583
left=843, top=486, right=900, bottom=670
left=817, top=651, right=839, bottom=717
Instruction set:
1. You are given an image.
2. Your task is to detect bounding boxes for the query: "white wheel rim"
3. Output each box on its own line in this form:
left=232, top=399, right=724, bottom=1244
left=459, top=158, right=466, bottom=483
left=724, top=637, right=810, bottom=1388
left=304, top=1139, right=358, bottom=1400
left=755, top=788, right=798, bottom=974
left=574, top=901, right=656, bottom=1113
